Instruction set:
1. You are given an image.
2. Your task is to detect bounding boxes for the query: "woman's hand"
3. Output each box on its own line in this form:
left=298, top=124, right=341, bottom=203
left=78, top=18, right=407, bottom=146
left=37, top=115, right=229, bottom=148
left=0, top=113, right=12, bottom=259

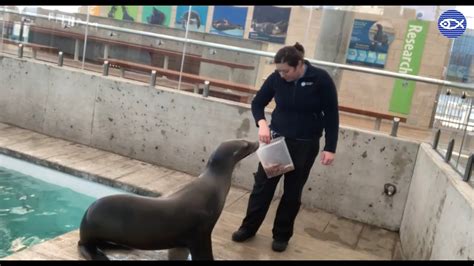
left=257, top=119, right=271, bottom=144
left=320, top=151, right=335, bottom=165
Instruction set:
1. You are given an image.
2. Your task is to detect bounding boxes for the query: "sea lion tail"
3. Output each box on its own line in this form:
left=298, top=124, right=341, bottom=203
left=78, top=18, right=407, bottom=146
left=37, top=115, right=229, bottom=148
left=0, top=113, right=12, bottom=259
left=78, top=241, right=110, bottom=261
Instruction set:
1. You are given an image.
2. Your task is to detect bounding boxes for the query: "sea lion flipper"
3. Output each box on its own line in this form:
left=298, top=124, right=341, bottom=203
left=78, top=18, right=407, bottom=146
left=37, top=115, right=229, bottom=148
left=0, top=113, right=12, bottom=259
left=188, top=234, right=213, bottom=260
left=78, top=242, right=110, bottom=261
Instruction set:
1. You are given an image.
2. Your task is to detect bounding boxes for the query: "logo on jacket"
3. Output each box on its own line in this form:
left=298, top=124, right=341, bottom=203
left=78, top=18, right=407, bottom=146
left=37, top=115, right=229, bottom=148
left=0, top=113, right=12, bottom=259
left=301, top=82, right=313, bottom=87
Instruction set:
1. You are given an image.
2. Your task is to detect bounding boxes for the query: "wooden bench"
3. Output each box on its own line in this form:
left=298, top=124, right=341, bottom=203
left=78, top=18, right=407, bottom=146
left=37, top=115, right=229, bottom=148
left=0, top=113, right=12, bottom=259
left=103, top=58, right=407, bottom=123
left=102, top=58, right=257, bottom=103
left=2, top=38, right=59, bottom=59
left=339, top=105, right=407, bottom=130
left=26, top=24, right=255, bottom=80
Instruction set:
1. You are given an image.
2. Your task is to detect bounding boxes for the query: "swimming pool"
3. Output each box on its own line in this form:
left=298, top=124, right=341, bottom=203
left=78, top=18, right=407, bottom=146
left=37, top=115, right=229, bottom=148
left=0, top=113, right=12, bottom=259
left=0, top=153, right=130, bottom=258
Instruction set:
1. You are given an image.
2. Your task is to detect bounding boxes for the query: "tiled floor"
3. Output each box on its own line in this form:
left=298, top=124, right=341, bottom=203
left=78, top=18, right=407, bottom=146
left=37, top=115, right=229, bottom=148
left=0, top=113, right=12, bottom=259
left=0, top=123, right=403, bottom=260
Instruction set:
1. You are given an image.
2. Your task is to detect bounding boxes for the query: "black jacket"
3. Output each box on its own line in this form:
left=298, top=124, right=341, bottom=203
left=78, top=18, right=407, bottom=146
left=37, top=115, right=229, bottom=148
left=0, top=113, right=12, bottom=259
left=251, top=60, right=339, bottom=153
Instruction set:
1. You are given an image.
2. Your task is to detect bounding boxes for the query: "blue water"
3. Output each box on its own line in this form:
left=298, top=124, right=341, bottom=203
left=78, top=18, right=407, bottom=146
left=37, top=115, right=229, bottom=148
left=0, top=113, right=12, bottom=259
left=0, top=154, right=129, bottom=258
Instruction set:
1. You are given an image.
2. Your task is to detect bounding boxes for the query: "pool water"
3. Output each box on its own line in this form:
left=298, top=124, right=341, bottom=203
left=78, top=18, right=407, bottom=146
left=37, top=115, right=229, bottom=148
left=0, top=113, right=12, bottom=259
left=0, top=154, right=129, bottom=258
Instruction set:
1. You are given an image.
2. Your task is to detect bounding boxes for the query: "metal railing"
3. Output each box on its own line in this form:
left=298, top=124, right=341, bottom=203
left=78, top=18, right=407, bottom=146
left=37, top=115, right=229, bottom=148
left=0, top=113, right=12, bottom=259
left=434, top=90, right=473, bottom=131
left=432, top=128, right=473, bottom=184
left=1, top=7, right=474, bottom=93
left=432, top=87, right=473, bottom=183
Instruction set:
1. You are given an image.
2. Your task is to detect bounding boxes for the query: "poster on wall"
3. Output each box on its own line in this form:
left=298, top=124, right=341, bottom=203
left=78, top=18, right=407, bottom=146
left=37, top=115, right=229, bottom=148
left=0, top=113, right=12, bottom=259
left=389, top=20, right=429, bottom=114
left=346, top=19, right=395, bottom=69
left=106, top=6, right=138, bottom=22
left=211, top=6, right=247, bottom=39
left=175, top=6, right=208, bottom=33
left=248, top=6, right=290, bottom=44
left=142, top=6, right=171, bottom=26
left=89, top=6, right=100, bottom=16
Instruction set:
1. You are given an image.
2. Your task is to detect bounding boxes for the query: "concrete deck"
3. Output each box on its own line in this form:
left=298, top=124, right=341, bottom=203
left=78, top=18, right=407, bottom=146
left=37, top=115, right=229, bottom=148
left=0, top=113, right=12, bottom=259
left=0, top=122, right=402, bottom=260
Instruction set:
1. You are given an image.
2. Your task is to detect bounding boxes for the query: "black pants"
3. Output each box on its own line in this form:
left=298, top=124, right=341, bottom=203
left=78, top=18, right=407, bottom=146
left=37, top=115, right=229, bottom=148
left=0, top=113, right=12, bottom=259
left=239, top=136, right=320, bottom=241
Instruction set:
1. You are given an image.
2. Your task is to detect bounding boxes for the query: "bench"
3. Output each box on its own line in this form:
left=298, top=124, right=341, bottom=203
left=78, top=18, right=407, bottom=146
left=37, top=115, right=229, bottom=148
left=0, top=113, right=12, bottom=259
left=103, top=58, right=407, bottom=123
left=339, top=105, right=407, bottom=130
left=1, top=38, right=59, bottom=59
left=102, top=58, right=257, bottom=103
left=26, top=24, right=255, bottom=80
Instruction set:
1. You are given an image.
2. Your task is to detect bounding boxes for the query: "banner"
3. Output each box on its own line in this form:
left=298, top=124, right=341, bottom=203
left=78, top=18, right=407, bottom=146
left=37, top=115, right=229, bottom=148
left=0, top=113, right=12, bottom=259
left=142, top=6, right=171, bottom=26
left=248, top=6, right=290, bottom=44
left=106, top=6, right=138, bottom=22
left=175, top=6, right=208, bottom=33
left=389, top=20, right=430, bottom=114
left=346, top=19, right=395, bottom=69
left=89, top=6, right=100, bottom=16
left=211, top=6, right=248, bottom=39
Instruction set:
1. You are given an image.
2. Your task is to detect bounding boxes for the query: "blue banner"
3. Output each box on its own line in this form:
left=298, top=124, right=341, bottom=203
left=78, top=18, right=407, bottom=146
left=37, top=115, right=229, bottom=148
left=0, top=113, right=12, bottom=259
left=346, top=19, right=395, bottom=69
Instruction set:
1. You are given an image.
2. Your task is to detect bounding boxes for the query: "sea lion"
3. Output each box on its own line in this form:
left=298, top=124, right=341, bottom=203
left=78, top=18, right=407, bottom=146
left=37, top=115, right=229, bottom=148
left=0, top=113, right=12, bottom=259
left=212, top=19, right=243, bottom=31
left=181, top=10, right=201, bottom=29
left=77, top=139, right=259, bottom=261
left=251, top=20, right=288, bottom=35
left=147, top=7, right=165, bottom=25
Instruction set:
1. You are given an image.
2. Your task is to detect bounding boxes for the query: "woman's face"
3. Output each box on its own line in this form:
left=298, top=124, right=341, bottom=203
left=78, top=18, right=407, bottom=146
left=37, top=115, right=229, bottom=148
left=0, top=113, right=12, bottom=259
left=275, top=61, right=303, bottom=82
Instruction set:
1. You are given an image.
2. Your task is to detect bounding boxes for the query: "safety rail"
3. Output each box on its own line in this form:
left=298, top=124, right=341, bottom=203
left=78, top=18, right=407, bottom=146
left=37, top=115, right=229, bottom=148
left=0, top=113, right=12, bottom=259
left=432, top=128, right=473, bottom=183
left=0, top=8, right=473, bottom=92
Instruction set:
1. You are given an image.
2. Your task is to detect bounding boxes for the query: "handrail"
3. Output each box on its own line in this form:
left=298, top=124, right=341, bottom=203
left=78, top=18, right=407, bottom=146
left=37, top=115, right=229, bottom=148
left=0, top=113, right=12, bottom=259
left=1, top=7, right=474, bottom=92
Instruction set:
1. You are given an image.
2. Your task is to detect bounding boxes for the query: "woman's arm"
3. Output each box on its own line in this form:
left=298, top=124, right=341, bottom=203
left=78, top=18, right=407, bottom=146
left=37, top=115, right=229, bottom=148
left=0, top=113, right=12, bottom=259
left=251, top=75, right=276, bottom=128
left=320, top=71, right=339, bottom=154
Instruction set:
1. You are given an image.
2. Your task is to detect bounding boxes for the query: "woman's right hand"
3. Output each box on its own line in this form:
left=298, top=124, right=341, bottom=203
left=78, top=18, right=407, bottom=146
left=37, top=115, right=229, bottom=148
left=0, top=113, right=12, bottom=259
left=257, top=119, right=271, bottom=144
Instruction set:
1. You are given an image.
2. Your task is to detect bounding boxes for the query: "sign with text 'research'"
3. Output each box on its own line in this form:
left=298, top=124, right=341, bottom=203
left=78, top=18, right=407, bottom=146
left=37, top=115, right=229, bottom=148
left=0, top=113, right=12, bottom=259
left=389, top=20, right=430, bottom=115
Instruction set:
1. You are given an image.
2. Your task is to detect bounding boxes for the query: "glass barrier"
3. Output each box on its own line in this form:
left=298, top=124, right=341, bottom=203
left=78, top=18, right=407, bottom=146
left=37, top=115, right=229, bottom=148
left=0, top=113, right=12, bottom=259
left=1, top=5, right=473, bottom=183
left=432, top=87, right=473, bottom=176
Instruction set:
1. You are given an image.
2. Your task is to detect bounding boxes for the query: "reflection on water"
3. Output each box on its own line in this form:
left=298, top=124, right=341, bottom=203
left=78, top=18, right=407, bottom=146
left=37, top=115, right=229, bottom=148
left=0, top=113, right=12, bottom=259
left=0, top=167, right=96, bottom=258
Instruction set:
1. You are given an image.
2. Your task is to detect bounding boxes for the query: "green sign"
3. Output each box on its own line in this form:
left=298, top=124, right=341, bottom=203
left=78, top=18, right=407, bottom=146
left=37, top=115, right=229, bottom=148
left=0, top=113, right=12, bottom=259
left=389, top=20, right=430, bottom=114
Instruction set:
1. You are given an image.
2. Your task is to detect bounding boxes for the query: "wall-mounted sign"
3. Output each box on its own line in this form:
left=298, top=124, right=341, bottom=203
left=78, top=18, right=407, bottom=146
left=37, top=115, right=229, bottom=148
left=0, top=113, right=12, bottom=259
left=346, top=19, right=395, bottom=69
left=389, top=20, right=430, bottom=114
left=175, top=6, right=208, bottom=33
left=248, top=6, right=291, bottom=44
left=106, top=6, right=138, bottom=22
left=142, top=6, right=171, bottom=26
left=211, top=6, right=248, bottom=39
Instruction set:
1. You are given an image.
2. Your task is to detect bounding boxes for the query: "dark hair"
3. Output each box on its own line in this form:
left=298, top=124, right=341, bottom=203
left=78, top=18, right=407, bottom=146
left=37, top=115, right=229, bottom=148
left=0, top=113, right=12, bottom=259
left=274, top=42, right=305, bottom=67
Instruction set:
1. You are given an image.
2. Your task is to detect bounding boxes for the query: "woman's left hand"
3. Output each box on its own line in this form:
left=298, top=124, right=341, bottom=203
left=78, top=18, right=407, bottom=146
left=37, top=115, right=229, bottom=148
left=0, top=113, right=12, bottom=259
left=320, top=151, right=335, bottom=166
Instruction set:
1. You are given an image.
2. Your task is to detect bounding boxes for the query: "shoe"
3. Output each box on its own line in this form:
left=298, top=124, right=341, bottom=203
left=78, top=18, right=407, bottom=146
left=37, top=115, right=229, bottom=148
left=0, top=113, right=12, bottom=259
left=271, top=239, right=288, bottom=252
left=231, top=228, right=255, bottom=242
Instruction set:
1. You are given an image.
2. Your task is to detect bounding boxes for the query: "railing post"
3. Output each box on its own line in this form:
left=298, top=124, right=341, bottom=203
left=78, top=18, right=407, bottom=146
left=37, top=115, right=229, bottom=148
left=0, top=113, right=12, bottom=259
left=202, top=80, right=210, bottom=97
left=102, top=60, right=109, bottom=76
left=374, top=118, right=382, bottom=131
left=445, top=139, right=455, bottom=163
left=432, top=129, right=441, bottom=149
left=57, top=51, right=64, bottom=67
left=463, top=153, right=473, bottom=182
left=74, top=39, right=80, bottom=61
left=390, top=117, right=400, bottom=137
left=149, top=70, right=156, bottom=87
left=17, top=44, right=23, bottom=58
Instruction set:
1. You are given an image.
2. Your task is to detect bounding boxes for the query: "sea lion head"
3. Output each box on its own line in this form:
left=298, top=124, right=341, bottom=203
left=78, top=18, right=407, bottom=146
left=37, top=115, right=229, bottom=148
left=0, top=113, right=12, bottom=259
left=206, top=139, right=259, bottom=172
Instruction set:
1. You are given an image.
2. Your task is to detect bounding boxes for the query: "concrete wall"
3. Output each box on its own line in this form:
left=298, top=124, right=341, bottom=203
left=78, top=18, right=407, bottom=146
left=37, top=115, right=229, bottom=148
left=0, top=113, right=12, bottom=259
left=0, top=55, right=420, bottom=231
left=400, top=143, right=474, bottom=260
left=303, top=128, right=419, bottom=231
